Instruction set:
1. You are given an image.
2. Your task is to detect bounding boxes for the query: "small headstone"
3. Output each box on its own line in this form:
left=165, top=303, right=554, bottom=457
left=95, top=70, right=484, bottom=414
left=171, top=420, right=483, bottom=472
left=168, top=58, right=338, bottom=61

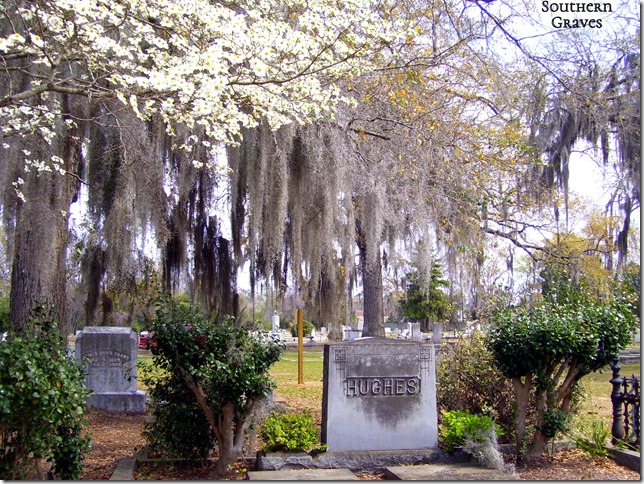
left=433, top=323, right=443, bottom=345
left=75, top=326, right=146, bottom=413
left=410, top=322, right=422, bottom=341
left=321, top=338, right=438, bottom=451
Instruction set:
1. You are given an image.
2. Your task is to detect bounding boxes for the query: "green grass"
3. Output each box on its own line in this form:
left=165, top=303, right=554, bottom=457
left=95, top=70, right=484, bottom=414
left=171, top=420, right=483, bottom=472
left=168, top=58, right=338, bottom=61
left=573, top=362, right=640, bottom=438
left=269, top=348, right=324, bottom=414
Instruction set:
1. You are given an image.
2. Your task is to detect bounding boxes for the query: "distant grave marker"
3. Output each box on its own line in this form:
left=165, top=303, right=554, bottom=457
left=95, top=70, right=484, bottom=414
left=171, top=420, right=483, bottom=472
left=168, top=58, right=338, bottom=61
left=75, top=326, right=146, bottom=413
left=321, top=338, right=438, bottom=451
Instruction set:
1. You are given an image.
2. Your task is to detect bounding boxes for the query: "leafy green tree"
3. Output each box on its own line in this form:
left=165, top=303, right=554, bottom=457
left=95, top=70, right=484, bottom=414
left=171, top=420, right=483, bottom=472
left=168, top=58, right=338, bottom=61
left=145, top=301, right=282, bottom=477
left=486, top=280, right=638, bottom=461
left=399, top=264, right=453, bottom=332
left=0, top=304, right=91, bottom=479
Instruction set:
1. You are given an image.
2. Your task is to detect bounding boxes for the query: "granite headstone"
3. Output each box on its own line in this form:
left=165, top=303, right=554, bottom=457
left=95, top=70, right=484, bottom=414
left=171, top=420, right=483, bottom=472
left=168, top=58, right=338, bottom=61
left=75, top=326, right=146, bottom=413
left=321, top=337, right=438, bottom=451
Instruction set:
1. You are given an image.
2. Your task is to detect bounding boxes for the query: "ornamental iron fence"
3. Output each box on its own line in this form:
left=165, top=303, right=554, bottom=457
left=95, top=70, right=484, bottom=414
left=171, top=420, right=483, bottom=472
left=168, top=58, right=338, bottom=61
left=610, top=361, right=640, bottom=450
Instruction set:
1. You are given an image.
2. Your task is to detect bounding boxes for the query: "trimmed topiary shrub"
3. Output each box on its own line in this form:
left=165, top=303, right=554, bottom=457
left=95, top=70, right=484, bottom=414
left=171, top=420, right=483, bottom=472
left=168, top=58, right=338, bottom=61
left=143, top=300, right=283, bottom=476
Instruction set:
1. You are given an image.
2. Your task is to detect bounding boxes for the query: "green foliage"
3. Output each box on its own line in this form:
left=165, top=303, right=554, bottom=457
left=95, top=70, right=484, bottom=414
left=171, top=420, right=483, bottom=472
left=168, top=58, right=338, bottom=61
left=144, top=300, right=283, bottom=461
left=0, top=296, right=8, bottom=332
left=538, top=408, right=569, bottom=439
left=615, top=263, right=640, bottom=319
left=436, top=332, right=517, bottom=442
left=260, top=412, right=320, bottom=452
left=486, top=274, right=638, bottom=459
left=487, top=296, right=637, bottom=380
left=141, top=365, right=216, bottom=458
left=289, top=319, right=315, bottom=338
left=439, top=410, right=503, bottom=453
left=572, top=419, right=611, bottom=459
left=0, top=304, right=91, bottom=479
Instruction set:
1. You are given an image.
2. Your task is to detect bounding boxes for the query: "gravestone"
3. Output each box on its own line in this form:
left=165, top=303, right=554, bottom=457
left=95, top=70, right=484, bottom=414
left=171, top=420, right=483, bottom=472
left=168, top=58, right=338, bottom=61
left=75, top=326, right=146, bottom=413
left=321, top=338, right=438, bottom=451
left=271, top=311, right=280, bottom=332
left=433, top=323, right=443, bottom=345
left=409, top=322, right=422, bottom=341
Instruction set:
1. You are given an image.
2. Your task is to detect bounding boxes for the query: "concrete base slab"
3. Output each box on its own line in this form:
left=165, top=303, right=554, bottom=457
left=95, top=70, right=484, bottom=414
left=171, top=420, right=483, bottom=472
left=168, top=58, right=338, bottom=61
left=255, top=448, right=470, bottom=471
left=247, top=468, right=359, bottom=480
left=384, top=463, right=517, bottom=480
left=87, top=391, right=147, bottom=413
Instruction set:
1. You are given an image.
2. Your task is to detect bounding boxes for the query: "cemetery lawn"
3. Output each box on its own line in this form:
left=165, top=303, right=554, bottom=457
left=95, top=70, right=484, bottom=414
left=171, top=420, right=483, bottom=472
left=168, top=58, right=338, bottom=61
left=77, top=347, right=640, bottom=480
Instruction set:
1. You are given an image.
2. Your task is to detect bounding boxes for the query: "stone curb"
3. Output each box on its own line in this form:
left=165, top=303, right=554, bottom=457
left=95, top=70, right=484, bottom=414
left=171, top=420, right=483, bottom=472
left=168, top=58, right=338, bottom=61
left=607, top=447, right=640, bottom=472
left=110, top=458, right=136, bottom=480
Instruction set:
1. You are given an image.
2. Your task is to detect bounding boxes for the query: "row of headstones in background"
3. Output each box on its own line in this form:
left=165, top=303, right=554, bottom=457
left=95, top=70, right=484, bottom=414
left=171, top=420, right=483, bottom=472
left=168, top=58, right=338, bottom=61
left=75, top=327, right=146, bottom=413
left=344, top=322, right=444, bottom=343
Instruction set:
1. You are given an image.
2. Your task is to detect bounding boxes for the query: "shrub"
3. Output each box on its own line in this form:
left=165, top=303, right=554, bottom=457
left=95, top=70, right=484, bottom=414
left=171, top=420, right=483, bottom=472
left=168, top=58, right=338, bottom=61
left=145, top=300, right=283, bottom=476
left=289, top=319, right=315, bottom=338
left=486, top=294, right=637, bottom=460
left=142, top=365, right=216, bottom=458
left=260, top=412, right=320, bottom=452
left=439, top=410, right=503, bottom=453
left=0, top=304, right=91, bottom=479
left=436, top=332, right=517, bottom=442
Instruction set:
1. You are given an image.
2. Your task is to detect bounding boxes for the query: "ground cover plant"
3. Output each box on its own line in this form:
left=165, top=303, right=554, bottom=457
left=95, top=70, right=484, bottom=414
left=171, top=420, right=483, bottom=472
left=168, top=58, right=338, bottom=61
left=260, top=411, right=321, bottom=452
left=438, top=410, right=503, bottom=453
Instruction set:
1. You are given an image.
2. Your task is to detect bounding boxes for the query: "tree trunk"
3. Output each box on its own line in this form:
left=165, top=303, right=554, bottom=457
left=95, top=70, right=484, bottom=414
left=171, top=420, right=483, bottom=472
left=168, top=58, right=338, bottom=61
left=511, top=375, right=532, bottom=463
left=9, top=96, right=82, bottom=332
left=10, top=165, right=78, bottom=332
left=528, top=430, right=549, bottom=459
left=361, top=255, right=384, bottom=337
left=355, top=193, right=384, bottom=338
left=212, top=401, right=252, bottom=477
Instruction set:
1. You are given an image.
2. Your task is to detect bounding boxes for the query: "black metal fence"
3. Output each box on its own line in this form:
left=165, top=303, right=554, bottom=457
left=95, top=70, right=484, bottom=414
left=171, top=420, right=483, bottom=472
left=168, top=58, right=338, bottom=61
left=610, top=361, right=640, bottom=450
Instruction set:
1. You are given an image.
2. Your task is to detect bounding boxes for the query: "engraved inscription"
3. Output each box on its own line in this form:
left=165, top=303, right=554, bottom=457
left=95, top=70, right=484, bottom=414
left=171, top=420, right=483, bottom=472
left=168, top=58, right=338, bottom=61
left=345, top=376, right=421, bottom=397
left=86, top=349, right=130, bottom=368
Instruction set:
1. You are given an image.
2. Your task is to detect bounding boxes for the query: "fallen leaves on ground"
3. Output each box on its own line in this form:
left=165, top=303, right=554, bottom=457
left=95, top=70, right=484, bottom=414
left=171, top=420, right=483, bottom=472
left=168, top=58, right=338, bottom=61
left=79, top=409, right=640, bottom=480
left=513, top=448, right=640, bottom=480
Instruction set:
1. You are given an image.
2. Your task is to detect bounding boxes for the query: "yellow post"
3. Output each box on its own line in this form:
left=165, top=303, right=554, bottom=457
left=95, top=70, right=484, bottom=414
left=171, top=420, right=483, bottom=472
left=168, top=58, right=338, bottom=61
left=297, top=308, right=304, bottom=385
